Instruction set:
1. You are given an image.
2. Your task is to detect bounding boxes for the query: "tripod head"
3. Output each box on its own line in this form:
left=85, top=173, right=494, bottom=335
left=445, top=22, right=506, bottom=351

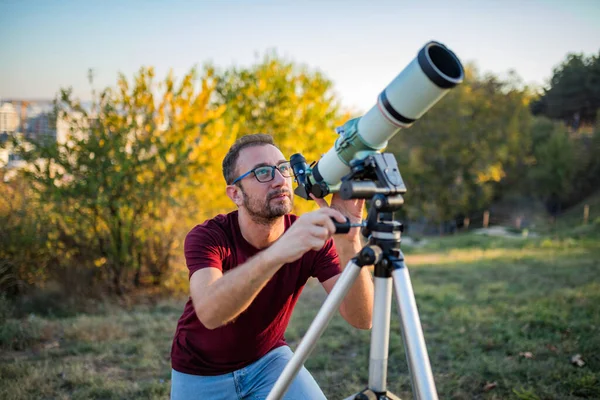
left=293, top=151, right=408, bottom=246
left=339, top=152, right=406, bottom=200
left=338, top=152, right=406, bottom=241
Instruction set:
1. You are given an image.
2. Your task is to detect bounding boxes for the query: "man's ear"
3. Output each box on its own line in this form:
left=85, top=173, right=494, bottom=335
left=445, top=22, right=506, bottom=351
left=226, top=185, right=243, bottom=207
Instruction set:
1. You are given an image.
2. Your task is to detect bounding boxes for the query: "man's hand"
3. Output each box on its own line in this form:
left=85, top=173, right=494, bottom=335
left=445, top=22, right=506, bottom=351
left=267, top=208, right=347, bottom=265
left=311, top=193, right=365, bottom=241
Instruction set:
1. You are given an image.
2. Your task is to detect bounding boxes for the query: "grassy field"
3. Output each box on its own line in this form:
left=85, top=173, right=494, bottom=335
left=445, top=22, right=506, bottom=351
left=1, top=224, right=599, bottom=399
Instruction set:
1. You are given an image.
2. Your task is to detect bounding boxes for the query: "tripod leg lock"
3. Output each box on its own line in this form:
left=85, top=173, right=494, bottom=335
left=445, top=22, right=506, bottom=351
left=356, top=245, right=383, bottom=266
left=351, top=388, right=402, bottom=400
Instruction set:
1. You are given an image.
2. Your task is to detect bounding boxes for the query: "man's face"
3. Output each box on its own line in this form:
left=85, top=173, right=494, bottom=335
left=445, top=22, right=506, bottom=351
left=233, top=144, right=294, bottom=221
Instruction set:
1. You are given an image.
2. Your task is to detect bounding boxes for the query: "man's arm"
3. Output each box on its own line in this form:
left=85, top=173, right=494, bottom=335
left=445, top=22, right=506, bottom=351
left=190, top=208, right=347, bottom=329
left=321, top=235, right=374, bottom=330
left=190, top=250, right=283, bottom=329
left=312, top=194, right=374, bottom=330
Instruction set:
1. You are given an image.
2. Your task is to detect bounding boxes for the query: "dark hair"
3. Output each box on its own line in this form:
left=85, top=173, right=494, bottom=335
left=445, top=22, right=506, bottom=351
left=222, top=134, right=276, bottom=184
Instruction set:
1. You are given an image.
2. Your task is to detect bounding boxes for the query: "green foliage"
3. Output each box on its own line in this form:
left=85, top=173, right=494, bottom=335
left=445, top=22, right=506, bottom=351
left=524, top=117, right=600, bottom=213
left=0, top=174, right=54, bottom=293
left=532, top=51, right=600, bottom=127
left=9, top=67, right=222, bottom=294
left=3, top=49, right=600, bottom=307
left=529, top=125, right=577, bottom=204
left=213, top=52, right=344, bottom=156
left=388, top=65, right=533, bottom=225
left=211, top=53, right=349, bottom=214
left=0, top=294, right=14, bottom=323
left=1, top=56, right=348, bottom=301
left=535, top=190, right=600, bottom=237
left=569, top=125, right=600, bottom=204
left=526, top=51, right=600, bottom=213
left=14, top=283, right=89, bottom=318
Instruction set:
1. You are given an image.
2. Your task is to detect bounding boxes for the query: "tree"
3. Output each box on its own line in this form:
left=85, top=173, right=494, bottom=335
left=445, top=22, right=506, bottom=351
left=387, top=65, right=533, bottom=229
left=532, top=51, right=600, bottom=128
left=11, top=67, right=225, bottom=294
left=528, top=50, right=600, bottom=213
left=528, top=125, right=577, bottom=215
left=211, top=53, right=349, bottom=214
left=0, top=172, right=55, bottom=296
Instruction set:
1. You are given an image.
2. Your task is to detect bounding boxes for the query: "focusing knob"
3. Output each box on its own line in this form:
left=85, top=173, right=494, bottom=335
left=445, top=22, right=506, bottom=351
left=310, top=182, right=329, bottom=198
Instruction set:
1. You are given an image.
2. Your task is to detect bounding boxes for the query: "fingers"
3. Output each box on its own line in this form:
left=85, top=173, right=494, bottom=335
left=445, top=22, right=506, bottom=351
left=306, top=210, right=345, bottom=236
left=316, top=206, right=346, bottom=223
left=330, top=194, right=365, bottom=219
left=308, top=237, right=327, bottom=252
left=297, top=213, right=333, bottom=236
left=309, top=194, right=332, bottom=211
left=308, top=225, right=331, bottom=241
left=285, top=224, right=330, bottom=253
left=294, top=213, right=336, bottom=241
left=309, top=193, right=346, bottom=223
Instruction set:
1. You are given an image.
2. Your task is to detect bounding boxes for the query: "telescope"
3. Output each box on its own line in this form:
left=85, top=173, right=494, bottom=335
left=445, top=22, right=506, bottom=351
left=291, top=40, right=464, bottom=200
left=268, top=41, right=465, bottom=400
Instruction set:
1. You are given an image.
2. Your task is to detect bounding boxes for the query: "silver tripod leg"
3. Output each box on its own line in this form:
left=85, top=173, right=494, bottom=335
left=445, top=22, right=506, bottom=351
left=369, top=276, right=393, bottom=392
left=266, top=260, right=364, bottom=400
left=342, top=275, right=399, bottom=400
left=392, top=264, right=438, bottom=400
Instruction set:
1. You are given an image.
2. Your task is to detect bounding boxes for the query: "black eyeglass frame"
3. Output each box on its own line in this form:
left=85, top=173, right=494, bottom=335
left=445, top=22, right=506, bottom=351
left=231, top=161, right=293, bottom=184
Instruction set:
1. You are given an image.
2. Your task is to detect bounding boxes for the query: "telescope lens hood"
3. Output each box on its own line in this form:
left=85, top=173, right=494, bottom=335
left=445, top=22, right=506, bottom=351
left=417, top=41, right=464, bottom=89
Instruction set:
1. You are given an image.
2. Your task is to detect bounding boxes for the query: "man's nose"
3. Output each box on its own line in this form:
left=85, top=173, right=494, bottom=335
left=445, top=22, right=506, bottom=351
left=270, top=168, right=288, bottom=187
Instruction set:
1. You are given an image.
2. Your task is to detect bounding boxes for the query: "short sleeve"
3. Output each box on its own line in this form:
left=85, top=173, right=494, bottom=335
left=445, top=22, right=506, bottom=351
left=184, top=225, right=226, bottom=279
left=311, top=238, right=342, bottom=283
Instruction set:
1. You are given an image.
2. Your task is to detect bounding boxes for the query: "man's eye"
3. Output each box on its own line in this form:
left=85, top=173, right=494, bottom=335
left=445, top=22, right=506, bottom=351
left=255, top=167, right=271, bottom=178
left=279, top=164, right=291, bottom=173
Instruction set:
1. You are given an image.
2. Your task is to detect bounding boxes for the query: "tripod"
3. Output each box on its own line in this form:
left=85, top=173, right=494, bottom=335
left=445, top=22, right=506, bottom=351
left=267, top=154, right=438, bottom=400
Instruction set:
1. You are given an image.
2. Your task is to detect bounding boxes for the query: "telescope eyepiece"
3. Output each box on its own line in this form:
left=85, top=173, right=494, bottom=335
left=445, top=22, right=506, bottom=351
left=290, top=153, right=308, bottom=185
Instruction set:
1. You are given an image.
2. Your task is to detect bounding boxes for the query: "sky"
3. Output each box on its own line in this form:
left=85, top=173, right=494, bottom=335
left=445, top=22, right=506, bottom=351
left=1, top=0, right=599, bottom=113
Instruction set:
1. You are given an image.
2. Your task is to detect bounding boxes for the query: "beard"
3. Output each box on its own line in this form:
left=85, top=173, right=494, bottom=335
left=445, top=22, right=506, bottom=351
left=239, top=185, right=293, bottom=224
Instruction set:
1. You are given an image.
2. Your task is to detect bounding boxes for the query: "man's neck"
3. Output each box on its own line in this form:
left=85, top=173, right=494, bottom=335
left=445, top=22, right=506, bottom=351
left=237, top=210, right=286, bottom=249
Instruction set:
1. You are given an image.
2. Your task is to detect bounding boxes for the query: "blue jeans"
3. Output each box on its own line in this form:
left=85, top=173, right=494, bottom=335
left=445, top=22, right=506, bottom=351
left=170, top=346, right=327, bottom=400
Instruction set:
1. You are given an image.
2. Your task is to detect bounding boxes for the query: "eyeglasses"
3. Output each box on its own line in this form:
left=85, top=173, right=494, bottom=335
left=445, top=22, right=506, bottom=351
left=232, top=161, right=293, bottom=184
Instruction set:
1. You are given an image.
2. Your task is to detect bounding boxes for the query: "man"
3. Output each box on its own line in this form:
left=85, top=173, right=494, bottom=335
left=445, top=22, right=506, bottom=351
left=171, top=134, right=374, bottom=399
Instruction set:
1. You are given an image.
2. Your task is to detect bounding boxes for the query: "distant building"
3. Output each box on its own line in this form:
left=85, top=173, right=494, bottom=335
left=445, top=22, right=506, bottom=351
left=0, top=100, right=55, bottom=171
left=0, top=103, right=18, bottom=168
left=1, top=99, right=163, bottom=177
left=0, top=103, right=19, bottom=133
left=0, top=132, right=10, bottom=168
left=25, top=112, right=56, bottom=141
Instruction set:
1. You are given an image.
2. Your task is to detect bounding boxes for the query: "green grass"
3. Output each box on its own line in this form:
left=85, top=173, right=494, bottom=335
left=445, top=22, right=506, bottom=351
left=1, top=228, right=599, bottom=399
left=292, top=232, right=600, bottom=399
left=0, top=300, right=179, bottom=399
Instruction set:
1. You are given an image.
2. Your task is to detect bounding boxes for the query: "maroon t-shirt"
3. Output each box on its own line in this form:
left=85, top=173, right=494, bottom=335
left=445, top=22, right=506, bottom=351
left=170, top=211, right=342, bottom=376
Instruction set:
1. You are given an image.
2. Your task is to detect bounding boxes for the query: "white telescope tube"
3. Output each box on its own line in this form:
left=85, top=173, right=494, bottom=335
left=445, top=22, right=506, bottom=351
left=313, top=41, right=464, bottom=187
